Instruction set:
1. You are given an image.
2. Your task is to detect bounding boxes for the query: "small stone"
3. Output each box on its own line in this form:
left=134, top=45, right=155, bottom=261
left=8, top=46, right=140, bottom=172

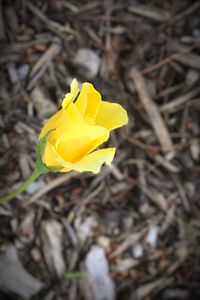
left=186, top=69, right=199, bottom=86
left=18, top=64, right=30, bottom=79
left=31, top=248, right=42, bottom=262
left=190, top=138, right=200, bottom=161
left=7, top=62, right=19, bottom=83
left=97, top=236, right=110, bottom=250
left=133, top=243, right=143, bottom=258
left=184, top=182, right=195, bottom=198
left=146, top=226, right=159, bottom=248
left=74, top=48, right=100, bottom=79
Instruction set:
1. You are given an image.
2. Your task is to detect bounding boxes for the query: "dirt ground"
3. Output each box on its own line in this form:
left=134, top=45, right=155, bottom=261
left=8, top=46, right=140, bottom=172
left=0, top=0, right=200, bottom=299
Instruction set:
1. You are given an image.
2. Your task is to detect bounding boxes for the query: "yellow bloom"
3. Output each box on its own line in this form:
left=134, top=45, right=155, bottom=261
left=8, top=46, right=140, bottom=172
left=39, top=79, right=128, bottom=174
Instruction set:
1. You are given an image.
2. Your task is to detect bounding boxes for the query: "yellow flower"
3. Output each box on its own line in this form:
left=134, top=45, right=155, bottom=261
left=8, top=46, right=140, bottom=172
left=39, top=79, right=128, bottom=174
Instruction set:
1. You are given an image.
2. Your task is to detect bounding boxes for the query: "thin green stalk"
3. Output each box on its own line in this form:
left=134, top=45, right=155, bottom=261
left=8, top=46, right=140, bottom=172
left=0, top=168, right=42, bottom=204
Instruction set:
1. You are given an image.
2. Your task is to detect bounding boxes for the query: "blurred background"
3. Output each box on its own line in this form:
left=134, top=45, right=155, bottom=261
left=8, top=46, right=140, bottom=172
left=0, top=0, right=200, bottom=299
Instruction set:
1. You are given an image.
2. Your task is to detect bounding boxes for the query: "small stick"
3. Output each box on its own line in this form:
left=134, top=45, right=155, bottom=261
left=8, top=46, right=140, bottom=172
left=129, top=4, right=170, bottom=22
left=24, top=1, right=78, bottom=40
left=154, top=154, right=179, bottom=173
left=27, top=42, right=61, bottom=90
left=29, top=42, right=61, bottom=79
left=130, top=68, right=174, bottom=158
left=170, top=2, right=200, bottom=23
left=160, top=87, right=200, bottom=113
left=142, top=47, right=195, bottom=75
left=0, top=0, right=5, bottom=40
left=171, top=174, right=190, bottom=212
left=27, top=171, right=78, bottom=204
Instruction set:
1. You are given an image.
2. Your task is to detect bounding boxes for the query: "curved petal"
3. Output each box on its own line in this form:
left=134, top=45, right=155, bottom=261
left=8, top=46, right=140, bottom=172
left=39, top=109, right=64, bottom=140
left=75, top=83, right=101, bottom=122
left=62, top=79, right=79, bottom=109
left=55, top=103, right=109, bottom=163
left=61, top=148, right=116, bottom=174
left=95, top=101, right=128, bottom=131
left=43, top=142, right=63, bottom=167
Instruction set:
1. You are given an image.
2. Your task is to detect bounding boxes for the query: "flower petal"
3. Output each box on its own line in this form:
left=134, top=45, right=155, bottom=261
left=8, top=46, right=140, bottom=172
left=62, top=79, right=79, bottom=109
left=40, top=79, right=80, bottom=140
left=55, top=103, right=109, bottom=163
left=75, top=83, right=101, bottom=122
left=95, top=101, right=128, bottom=130
left=43, top=142, right=63, bottom=167
left=39, top=109, right=63, bottom=139
left=61, top=148, right=116, bottom=174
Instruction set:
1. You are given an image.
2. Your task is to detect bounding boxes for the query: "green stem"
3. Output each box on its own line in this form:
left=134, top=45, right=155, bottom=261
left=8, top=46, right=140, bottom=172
left=0, top=168, right=42, bottom=204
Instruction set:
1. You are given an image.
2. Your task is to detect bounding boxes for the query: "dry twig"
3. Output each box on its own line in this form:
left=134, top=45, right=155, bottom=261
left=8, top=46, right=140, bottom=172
left=130, top=68, right=174, bottom=158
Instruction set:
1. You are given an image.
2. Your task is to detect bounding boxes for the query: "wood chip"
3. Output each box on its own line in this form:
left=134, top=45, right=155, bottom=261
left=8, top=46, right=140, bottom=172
left=142, top=187, right=168, bottom=212
left=160, top=204, right=176, bottom=234
left=28, top=42, right=61, bottom=90
left=111, top=229, right=146, bottom=257
left=75, top=215, right=98, bottom=242
left=108, top=164, right=125, bottom=181
left=25, top=1, right=78, bottom=40
left=160, top=87, right=200, bottom=113
left=4, top=4, right=20, bottom=35
left=175, top=52, right=200, bottom=69
left=29, top=42, right=61, bottom=79
left=173, top=176, right=191, bottom=212
left=130, top=68, right=174, bottom=157
left=85, top=245, right=115, bottom=300
left=154, top=154, right=180, bottom=173
left=30, top=86, right=57, bottom=119
left=129, top=4, right=170, bottom=22
left=171, top=2, right=200, bottom=23
left=0, top=0, right=5, bottom=40
left=40, top=219, right=65, bottom=278
left=0, top=245, right=43, bottom=299
left=27, top=171, right=78, bottom=204
left=133, top=278, right=173, bottom=299
left=114, top=258, right=138, bottom=271
left=190, top=138, right=200, bottom=161
left=19, top=153, right=31, bottom=179
left=19, top=211, right=35, bottom=243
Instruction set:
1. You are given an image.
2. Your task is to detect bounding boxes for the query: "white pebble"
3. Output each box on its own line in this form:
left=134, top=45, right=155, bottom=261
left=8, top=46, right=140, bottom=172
left=74, top=48, right=100, bottom=79
left=133, top=243, right=143, bottom=258
left=146, top=226, right=159, bottom=247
